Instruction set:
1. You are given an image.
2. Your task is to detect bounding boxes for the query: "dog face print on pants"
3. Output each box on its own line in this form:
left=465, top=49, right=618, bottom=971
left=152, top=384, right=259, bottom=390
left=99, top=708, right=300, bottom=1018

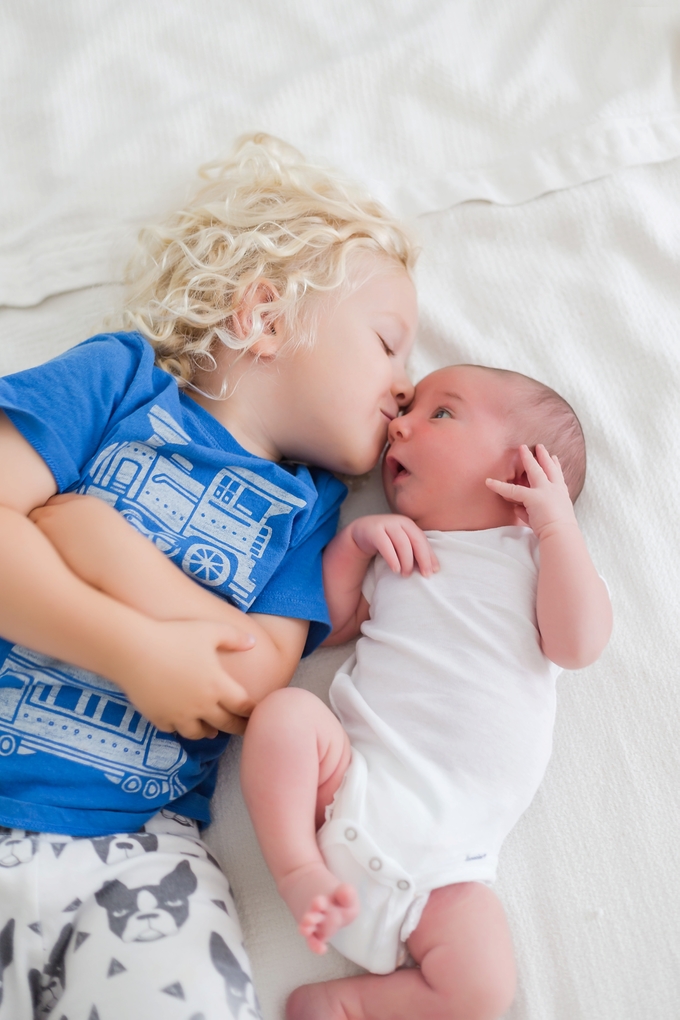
left=0, top=829, right=39, bottom=868
left=89, top=832, right=158, bottom=865
left=28, top=922, right=73, bottom=1018
left=95, top=859, right=197, bottom=942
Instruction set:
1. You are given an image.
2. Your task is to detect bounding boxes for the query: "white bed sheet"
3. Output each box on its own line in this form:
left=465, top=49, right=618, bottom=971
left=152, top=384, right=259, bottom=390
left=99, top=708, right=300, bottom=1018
left=2, top=0, right=680, bottom=306
left=1, top=3, right=679, bottom=1019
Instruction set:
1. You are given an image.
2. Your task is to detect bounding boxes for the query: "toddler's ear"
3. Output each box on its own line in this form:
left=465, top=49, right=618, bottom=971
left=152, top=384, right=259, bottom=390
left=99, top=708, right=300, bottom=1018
left=230, top=280, right=283, bottom=358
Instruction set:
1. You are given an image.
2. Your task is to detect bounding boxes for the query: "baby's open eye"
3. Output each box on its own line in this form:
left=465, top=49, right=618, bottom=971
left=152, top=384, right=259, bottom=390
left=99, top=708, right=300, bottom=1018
left=432, top=408, right=453, bottom=419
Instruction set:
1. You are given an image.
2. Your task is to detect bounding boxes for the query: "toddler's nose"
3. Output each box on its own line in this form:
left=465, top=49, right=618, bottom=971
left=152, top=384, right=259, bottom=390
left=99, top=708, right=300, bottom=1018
left=392, top=371, right=414, bottom=409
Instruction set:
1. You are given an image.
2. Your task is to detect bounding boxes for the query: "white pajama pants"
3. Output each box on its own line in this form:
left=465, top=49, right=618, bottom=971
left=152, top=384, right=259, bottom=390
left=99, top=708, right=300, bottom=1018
left=0, top=811, right=261, bottom=1020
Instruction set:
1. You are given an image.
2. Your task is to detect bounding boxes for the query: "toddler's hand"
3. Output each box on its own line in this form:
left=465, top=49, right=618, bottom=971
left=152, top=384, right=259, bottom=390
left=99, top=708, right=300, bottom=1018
left=349, top=514, right=439, bottom=576
left=486, top=444, right=578, bottom=539
left=121, top=618, right=256, bottom=740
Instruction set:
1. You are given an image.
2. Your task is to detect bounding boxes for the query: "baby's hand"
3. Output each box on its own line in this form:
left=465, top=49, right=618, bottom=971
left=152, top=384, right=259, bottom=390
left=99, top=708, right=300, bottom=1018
left=486, top=444, right=578, bottom=539
left=348, top=514, right=439, bottom=576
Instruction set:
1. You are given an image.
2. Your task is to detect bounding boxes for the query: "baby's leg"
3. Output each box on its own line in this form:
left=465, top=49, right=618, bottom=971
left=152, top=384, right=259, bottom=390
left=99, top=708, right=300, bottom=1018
left=287, top=882, right=516, bottom=1020
left=241, top=687, right=358, bottom=953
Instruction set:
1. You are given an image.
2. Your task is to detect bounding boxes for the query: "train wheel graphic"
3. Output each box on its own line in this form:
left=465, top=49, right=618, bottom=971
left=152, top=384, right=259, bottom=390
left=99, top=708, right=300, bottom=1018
left=182, top=544, right=232, bottom=586
left=0, top=735, right=16, bottom=756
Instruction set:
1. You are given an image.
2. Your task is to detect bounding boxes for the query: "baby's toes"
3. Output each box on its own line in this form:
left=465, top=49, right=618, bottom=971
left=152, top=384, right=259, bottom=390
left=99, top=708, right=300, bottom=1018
left=332, top=883, right=359, bottom=921
left=307, top=933, right=329, bottom=955
left=299, top=897, right=328, bottom=936
left=299, top=912, right=323, bottom=936
left=333, top=883, right=357, bottom=909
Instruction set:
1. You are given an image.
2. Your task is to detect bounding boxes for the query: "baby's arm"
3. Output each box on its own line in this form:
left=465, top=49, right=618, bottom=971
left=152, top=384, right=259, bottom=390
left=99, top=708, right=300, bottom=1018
left=31, top=494, right=309, bottom=733
left=322, top=514, right=438, bottom=645
left=486, top=445, right=612, bottom=668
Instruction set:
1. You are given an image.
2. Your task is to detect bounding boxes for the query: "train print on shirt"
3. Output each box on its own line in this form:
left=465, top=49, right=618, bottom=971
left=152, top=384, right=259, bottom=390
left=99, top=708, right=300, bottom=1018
left=80, top=404, right=306, bottom=609
left=0, top=647, right=189, bottom=801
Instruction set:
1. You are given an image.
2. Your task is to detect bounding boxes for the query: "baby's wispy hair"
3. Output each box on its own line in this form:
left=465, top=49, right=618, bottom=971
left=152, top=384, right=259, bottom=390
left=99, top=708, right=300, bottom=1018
left=486, top=368, right=586, bottom=501
left=456, top=366, right=586, bottom=501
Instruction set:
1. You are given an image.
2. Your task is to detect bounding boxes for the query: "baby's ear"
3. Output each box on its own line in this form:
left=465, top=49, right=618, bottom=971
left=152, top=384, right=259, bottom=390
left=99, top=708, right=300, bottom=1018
left=504, top=446, right=530, bottom=487
left=510, top=468, right=530, bottom=488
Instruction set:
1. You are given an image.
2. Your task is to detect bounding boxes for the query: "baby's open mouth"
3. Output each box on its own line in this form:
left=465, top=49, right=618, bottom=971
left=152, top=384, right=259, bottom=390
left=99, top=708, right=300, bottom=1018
left=385, top=452, right=410, bottom=482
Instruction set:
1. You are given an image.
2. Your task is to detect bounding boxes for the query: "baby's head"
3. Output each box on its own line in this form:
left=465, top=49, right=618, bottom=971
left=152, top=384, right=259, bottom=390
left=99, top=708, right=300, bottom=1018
left=383, top=365, right=585, bottom=532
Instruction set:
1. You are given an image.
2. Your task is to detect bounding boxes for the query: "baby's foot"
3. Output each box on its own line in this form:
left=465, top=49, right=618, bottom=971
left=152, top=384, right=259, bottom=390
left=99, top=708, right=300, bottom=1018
left=278, top=863, right=359, bottom=955
left=298, top=884, right=358, bottom=954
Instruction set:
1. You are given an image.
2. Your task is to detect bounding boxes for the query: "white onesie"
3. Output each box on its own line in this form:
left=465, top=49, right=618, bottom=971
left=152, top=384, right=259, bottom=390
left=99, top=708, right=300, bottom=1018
left=318, top=526, right=561, bottom=974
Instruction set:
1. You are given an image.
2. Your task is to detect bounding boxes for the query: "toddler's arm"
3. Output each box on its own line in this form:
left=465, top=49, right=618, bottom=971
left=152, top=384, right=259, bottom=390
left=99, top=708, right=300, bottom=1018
left=322, top=514, right=438, bottom=645
left=486, top=445, right=612, bottom=669
left=0, top=412, right=252, bottom=741
left=31, top=493, right=309, bottom=734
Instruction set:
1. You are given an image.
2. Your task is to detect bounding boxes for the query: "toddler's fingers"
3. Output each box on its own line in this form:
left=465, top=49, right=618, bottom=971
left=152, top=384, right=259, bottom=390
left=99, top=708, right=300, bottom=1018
left=44, top=492, right=82, bottom=506
left=211, top=666, right=253, bottom=718
left=209, top=704, right=248, bottom=736
left=176, top=718, right=214, bottom=741
left=199, top=723, right=219, bottom=739
left=214, top=622, right=256, bottom=652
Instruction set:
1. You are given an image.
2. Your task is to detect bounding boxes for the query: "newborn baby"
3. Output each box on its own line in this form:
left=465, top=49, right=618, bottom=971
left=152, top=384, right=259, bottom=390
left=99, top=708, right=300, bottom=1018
left=241, top=364, right=612, bottom=1020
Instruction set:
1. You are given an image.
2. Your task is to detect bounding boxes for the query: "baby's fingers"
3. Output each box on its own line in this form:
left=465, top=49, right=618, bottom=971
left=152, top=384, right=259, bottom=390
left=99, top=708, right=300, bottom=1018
left=486, top=477, right=530, bottom=505
left=535, top=443, right=565, bottom=483
left=382, top=527, right=415, bottom=575
left=373, top=532, right=406, bottom=574
left=519, top=444, right=549, bottom=487
left=405, top=525, right=438, bottom=577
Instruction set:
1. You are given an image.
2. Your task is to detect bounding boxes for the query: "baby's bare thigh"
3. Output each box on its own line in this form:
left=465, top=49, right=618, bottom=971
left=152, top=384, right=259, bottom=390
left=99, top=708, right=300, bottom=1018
left=246, top=687, right=351, bottom=825
left=408, top=882, right=516, bottom=1009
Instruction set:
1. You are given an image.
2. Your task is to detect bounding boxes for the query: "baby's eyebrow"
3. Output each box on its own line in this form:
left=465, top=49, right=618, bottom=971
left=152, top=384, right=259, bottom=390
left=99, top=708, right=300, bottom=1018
left=439, top=391, right=465, bottom=402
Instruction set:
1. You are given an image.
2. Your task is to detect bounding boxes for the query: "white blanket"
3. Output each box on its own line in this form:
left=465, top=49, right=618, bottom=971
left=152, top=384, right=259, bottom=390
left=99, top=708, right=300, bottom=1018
left=1, top=3, right=680, bottom=1018
left=2, top=1, right=680, bottom=306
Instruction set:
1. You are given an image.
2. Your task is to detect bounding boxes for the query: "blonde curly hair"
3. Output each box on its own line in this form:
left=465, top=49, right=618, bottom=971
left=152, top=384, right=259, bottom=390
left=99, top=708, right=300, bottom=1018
left=123, top=134, right=417, bottom=389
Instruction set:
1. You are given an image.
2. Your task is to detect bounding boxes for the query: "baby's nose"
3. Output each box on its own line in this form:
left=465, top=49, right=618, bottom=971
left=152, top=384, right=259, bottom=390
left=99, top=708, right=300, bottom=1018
left=388, top=414, right=410, bottom=441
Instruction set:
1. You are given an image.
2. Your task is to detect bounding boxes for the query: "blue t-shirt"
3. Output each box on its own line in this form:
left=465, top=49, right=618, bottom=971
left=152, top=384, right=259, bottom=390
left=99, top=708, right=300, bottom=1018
left=0, top=332, right=346, bottom=836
